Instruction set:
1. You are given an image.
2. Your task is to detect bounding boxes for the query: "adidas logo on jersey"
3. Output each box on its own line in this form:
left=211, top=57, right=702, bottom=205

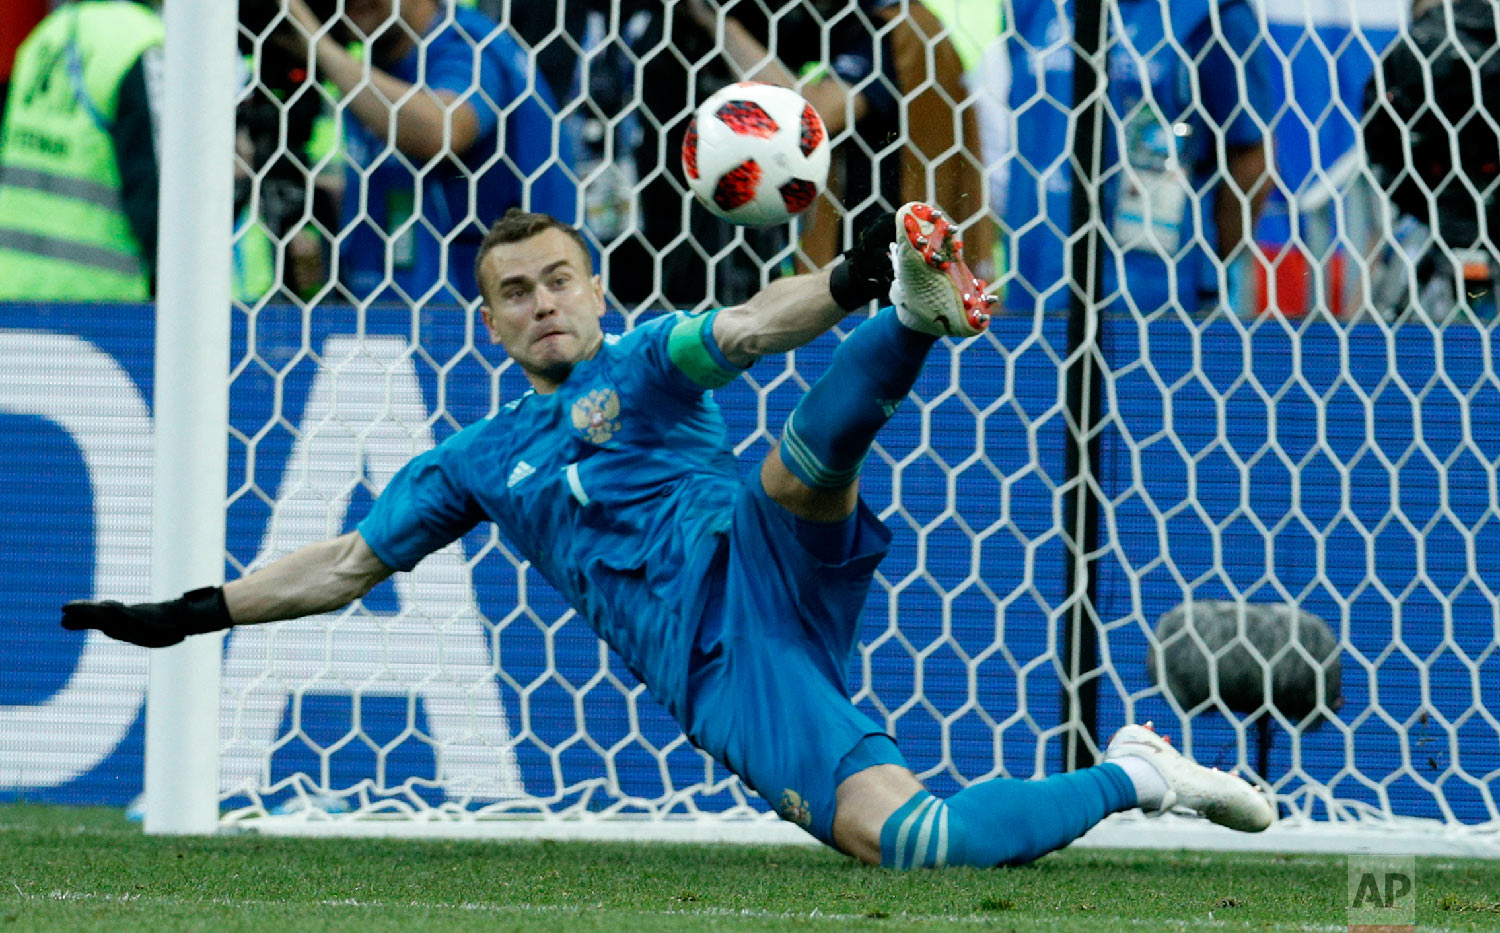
left=507, top=461, right=536, bottom=488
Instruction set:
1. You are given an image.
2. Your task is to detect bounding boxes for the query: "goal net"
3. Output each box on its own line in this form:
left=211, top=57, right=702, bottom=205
left=193, top=0, right=1500, bottom=854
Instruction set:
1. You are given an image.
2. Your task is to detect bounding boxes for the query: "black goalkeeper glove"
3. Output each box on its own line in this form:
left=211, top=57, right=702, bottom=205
left=60, top=586, right=233, bottom=648
left=828, top=209, right=899, bottom=311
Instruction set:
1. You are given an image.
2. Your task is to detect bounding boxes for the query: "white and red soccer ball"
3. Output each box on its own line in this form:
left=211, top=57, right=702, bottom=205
left=681, top=82, right=831, bottom=227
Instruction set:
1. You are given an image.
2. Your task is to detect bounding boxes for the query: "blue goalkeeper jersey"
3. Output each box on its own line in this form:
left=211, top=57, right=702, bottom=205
left=357, top=312, right=745, bottom=721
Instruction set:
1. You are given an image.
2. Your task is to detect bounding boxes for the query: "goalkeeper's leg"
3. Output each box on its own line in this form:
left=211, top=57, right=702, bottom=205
left=835, top=726, right=1275, bottom=868
left=694, top=458, right=1271, bottom=867
left=832, top=746, right=1138, bottom=868
left=764, top=202, right=992, bottom=529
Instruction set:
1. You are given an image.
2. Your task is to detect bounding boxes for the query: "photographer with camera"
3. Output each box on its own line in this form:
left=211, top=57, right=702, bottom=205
left=1362, top=0, right=1499, bottom=320
left=262, top=0, right=576, bottom=305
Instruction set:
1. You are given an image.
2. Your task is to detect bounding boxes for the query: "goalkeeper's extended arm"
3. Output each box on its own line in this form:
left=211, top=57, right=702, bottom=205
left=61, top=531, right=394, bottom=648
left=713, top=210, right=899, bottom=364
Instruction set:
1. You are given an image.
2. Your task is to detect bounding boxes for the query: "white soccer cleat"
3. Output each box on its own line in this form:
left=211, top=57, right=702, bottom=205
left=1105, top=722, right=1276, bottom=833
left=889, top=201, right=996, bottom=338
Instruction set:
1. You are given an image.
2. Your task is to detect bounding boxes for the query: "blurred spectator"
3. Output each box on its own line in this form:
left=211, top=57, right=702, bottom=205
left=0, top=0, right=50, bottom=136
left=489, top=0, right=668, bottom=306
left=234, top=3, right=346, bottom=305
left=1005, top=0, right=1273, bottom=316
left=485, top=1, right=590, bottom=108
left=277, top=0, right=577, bottom=305
left=921, top=0, right=1007, bottom=269
left=978, top=36, right=1009, bottom=231
left=683, top=0, right=994, bottom=279
left=232, top=123, right=284, bottom=304
left=1362, top=0, right=1498, bottom=321
left=625, top=1, right=788, bottom=309
left=485, top=0, right=780, bottom=310
left=0, top=0, right=161, bottom=300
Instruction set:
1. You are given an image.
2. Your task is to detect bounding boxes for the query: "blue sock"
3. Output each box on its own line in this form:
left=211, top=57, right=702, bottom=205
left=880, top=791, right=966, bottom=869
left=879, top=765, right=1136, bottom=869
left=780, top=308, right=936, bottom=489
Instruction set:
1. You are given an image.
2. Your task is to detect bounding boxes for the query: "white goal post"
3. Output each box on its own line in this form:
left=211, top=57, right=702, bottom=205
left=137, top=0, right=1500, bottom=858
left=142, top=0, right=235, bottom=835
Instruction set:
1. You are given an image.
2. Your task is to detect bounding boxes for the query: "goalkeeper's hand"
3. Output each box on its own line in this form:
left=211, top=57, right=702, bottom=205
left=61, top=586, right=233, bottom=648
left=829, top=209, right=899, bottom=311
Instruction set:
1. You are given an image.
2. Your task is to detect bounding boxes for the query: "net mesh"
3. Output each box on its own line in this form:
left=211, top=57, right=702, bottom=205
left=217, top=0, right=1500, bottom=840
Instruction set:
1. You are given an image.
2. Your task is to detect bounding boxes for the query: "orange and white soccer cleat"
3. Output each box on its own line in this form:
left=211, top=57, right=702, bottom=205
left=889, top=201, right=996, bottom=338
left=1105, top=722, right=1276, bottom=833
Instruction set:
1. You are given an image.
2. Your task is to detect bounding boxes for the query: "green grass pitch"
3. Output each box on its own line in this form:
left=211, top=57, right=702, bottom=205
left=4, top=804, right=1500, bottom=931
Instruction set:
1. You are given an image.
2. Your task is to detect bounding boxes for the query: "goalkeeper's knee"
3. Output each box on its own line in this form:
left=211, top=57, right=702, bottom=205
left=881, top=768, right=1137, bottom=868
left=879, top=791, right=970, bottom=868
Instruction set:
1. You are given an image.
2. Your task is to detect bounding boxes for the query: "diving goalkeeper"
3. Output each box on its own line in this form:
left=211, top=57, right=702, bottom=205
left=63, top=203, right=1273, bottom=867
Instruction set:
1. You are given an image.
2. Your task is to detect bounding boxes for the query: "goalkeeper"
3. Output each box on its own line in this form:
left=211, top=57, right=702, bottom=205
left=63, top=203, right=1273, bottom=867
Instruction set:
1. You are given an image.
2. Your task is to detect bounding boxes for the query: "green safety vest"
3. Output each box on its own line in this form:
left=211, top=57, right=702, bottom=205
left=232, top=205, right=274, bottom=303
left=0, top=1, right=163, bottom=301
left=921, top=0, right=1002, bottom=74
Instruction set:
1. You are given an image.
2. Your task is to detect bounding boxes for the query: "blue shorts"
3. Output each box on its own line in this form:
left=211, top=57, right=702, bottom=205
left=683, top=479, right=908, bottom=846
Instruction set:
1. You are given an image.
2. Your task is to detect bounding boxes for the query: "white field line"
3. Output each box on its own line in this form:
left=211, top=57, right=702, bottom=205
left=2, top=888, right=1430, bottom=932
left=0, top=822, right=142, bottom=836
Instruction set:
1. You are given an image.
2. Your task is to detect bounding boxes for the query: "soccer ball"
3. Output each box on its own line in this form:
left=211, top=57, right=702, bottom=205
left=681, top=82, right=831, bottom=227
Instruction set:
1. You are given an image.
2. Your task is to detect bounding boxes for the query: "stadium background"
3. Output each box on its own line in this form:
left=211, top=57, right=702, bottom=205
left=4, top=0, right=1498, bottom=831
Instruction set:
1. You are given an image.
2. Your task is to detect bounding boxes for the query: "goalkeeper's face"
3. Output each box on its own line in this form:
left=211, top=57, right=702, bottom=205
left=479, top=229, right=606, bottom=394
